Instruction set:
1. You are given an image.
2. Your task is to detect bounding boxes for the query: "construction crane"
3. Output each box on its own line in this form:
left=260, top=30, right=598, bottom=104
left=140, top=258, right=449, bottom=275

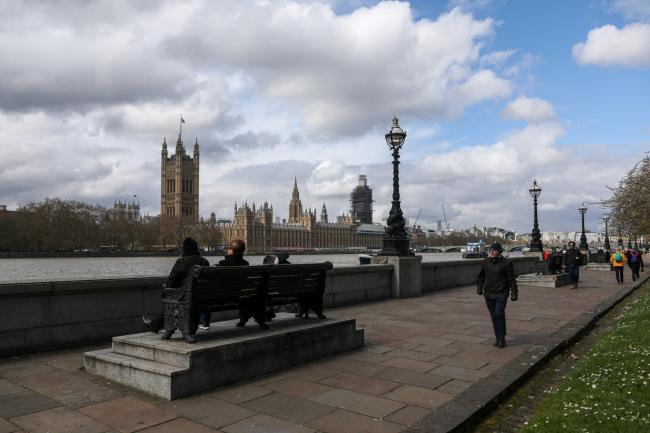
left=441, top=204, right=450, bottom=230
left=413, top=208, right=423, bottom=229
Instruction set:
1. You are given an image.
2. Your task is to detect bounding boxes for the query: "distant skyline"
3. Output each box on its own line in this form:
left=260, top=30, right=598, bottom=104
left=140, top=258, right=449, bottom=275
left=0, top=0, right=648, bottom=233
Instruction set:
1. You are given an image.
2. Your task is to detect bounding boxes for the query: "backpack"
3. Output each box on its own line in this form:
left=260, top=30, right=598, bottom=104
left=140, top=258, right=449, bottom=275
left=615, top=252, right=622, bottom=262
left=631, top=253, right=638, bottom=264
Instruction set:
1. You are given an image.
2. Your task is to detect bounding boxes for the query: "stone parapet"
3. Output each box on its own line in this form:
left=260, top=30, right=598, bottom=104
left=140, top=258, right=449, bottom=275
left=0, top=257, right=537, bottom=358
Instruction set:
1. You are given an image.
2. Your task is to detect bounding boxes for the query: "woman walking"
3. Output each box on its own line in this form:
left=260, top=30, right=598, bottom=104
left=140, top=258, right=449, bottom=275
left=627, top=248, right=645, bottom=282
left=610, top=247, right=627, bottom=284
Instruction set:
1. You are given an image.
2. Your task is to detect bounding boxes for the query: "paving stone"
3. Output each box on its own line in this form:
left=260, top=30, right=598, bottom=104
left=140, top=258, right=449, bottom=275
left=16, top=370, right=119, bottom=408
left=373, top=368, right=451, bottom=390
left=0, top=391, right=61, bottom=418
left=222, top=413, right=314, bottom=433
left=137, top=417, right=221, bottom=432
left=385, top=349, right=439, bottom=362
left=0, top=363, right=57, bottom=381
left=0, top=380, right=23, bottom=398
left=405, top=336, right=454, bottom=347
left=319, top=372, right=401, bottom=396
left=280, top=363, right=339, bottom=382
left=309, top=388, right=404, bottom=418
left=0, top=418, right=20, bottom=433
left=305, top=408, right=404, bottom=433
left=241, top=392, right=333, bottom=425
left=164, top=395, right=255, bottom=429
left=80, top=396, right=176, bottom=432
left=209, top=384, right=272, bottom=404
left=263, top=378, right=332, bottom=399
left=11, top=406, right=111, bottom=433
left=435, top=379, right=473, bottom=395
left=41, top=352, right=85, bottom=373
left=365, top=345, right=394, bottom=354
left=381, top=357, right=438, bottom=373
left=383, top=385, right=454, bottom=410
left=428, top=365, right=483, bottom=382
left=317, top=358, right=389, bottom=377
left=434, top=355, right=488, bottom=370
left=384, top=405, right=431, bottom=426
left=414, top=344, right=460, bottom=357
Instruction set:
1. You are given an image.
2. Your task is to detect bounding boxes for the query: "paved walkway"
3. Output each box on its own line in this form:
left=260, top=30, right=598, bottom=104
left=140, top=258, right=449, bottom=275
left=0, top=267, right=647, bottom=433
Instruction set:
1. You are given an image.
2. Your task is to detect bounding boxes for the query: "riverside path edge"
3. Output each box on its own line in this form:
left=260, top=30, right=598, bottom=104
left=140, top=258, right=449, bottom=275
left=402, top=270, right=650, bottom=433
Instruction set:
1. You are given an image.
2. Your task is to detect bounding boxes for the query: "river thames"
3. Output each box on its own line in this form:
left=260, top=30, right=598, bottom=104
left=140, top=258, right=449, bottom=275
left=0, top=252, right=522, bottom=283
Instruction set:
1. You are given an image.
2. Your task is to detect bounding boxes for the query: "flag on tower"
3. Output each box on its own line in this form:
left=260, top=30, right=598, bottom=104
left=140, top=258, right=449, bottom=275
left=180, top=115, right=185, bottom=124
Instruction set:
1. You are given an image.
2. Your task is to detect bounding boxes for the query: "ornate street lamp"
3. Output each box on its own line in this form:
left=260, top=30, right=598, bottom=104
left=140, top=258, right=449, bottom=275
left=381, top=115, right=410, bottom=256
left=602, top=214, right=611, bottom=251
left=578, top=202, right=588, bottom=250
left=528, top=179, right=543, bottom=252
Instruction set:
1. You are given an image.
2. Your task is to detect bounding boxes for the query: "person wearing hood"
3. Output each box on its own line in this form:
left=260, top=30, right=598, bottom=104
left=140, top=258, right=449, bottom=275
left=143, top=237, right=209, bottom=333
left=627, top=248, right=645, bottom=282
left=476, top=242, right=518, bottom=348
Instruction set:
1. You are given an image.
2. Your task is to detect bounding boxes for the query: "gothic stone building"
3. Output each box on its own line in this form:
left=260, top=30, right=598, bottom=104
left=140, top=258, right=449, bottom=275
left=216, top=179, right=385, bottom=253
left=160, top=134, right=200, bottom=227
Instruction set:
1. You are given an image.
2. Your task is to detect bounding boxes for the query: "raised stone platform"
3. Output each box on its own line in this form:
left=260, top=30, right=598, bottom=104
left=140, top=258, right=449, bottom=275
left=585, top=263, right=612, bottom=272
left=84, top=313, right=364, bottom=400
left=516, top=272, right=571, bottom=288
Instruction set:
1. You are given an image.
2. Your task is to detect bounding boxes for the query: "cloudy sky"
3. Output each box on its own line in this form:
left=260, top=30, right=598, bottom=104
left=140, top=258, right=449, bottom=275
left=0, top=0, right=648, bottom=233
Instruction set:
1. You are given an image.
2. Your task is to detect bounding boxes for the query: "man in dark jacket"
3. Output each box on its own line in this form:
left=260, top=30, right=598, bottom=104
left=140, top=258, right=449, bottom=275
left=477, top=242, right=518, bottom=348
left=198, top=238, right=252, bottom=329
left=143, top=237, right=209, bottom=333
left=563, top=241, right=583, bottom=289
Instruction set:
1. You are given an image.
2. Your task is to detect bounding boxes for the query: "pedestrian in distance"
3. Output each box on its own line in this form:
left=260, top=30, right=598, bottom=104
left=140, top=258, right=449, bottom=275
left=476, top=242, right=518, bottom=348
left=610, top=247, right=627, bottom=284
left=627, top=248, right=645, bottom=282
left=143, top=237, right=209, bottom=334
left=563, top=241, right=583, bottom=289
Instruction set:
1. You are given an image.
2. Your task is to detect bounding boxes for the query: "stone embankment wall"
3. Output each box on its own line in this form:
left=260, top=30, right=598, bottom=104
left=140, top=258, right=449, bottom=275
left=0, top=257, right=536, bottom=358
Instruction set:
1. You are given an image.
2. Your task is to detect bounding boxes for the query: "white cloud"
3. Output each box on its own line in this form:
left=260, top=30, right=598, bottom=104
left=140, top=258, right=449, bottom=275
left=502, top=96, right=555, bottom=123
left=611, top=0, right=650, bottom=20
left=573, top=23, right=650, bottom=67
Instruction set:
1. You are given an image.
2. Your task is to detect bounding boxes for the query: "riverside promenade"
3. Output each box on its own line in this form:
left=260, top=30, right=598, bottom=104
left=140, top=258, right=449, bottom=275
left=0, top=268, right=648, bottom=433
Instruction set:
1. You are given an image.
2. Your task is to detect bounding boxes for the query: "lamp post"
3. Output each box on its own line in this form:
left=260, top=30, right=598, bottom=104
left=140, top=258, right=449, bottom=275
left=602, top=214, right=611, bottom=251
left=381, top=115, right=410, bottom=256
left=578, top=202, right=588, bottom=250
left=528, top=179, right=543, bottom=252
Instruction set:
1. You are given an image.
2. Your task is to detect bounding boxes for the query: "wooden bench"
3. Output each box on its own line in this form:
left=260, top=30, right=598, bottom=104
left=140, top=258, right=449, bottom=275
left=161, top=262, right=333, bottom=343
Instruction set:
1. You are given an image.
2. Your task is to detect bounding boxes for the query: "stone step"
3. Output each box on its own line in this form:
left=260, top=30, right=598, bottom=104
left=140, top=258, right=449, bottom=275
left=84, top=348, right=188, bottom=400
left=85, top=315, right=364, bottom=400
left=112, top=334, right=191, bottom=369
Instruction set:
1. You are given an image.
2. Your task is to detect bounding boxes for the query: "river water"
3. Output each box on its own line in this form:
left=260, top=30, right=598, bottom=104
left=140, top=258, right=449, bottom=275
left=0, top=252, right=522, bottom=283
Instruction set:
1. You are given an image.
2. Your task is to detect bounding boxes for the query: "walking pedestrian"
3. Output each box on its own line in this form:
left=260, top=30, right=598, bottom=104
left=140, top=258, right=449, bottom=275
left=610, top=247, right=627, bottom=284
left=627, top=248, right=645, bottom=282
left=563, top=241, right=583, bottom=289
left=476, top=242, right=518, bottom=348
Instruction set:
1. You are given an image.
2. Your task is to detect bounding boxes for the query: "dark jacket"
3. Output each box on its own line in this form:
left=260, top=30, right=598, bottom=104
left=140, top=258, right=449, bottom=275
left=166, top=252, right=210, bottom=288
left=564, top=248, right=583, bottom=268
left=217, top=253, right=249, bottom=267
left=477, top=255, right=518, bottom=299
left=628, top=251, right=645, bottom=270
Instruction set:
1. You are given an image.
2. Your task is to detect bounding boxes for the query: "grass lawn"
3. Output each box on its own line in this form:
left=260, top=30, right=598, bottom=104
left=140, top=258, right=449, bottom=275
left=519, top=283, right=650, bottom=433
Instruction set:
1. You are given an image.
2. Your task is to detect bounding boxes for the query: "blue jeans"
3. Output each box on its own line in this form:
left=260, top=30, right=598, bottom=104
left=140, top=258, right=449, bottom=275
left=568, top=265, right=580, bottom=283
left=485, top=296, right=508, bottom=340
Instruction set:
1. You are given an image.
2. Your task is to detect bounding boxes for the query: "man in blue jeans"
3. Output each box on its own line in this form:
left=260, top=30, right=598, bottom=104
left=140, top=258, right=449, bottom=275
left=477, top=242, right=518, bottom=348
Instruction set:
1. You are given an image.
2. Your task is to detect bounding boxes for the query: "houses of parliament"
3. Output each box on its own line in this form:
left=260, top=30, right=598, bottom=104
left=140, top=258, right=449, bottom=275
left=160, top=131, right=385, bottom=253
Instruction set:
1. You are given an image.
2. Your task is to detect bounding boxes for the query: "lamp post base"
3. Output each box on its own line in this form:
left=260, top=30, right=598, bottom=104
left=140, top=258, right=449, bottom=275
left=381, top=236, right=410, bottom=256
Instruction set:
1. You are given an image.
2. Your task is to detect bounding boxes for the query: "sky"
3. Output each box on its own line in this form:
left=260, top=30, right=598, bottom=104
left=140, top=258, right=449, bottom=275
left=0, top=0, right=648, bottom=234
